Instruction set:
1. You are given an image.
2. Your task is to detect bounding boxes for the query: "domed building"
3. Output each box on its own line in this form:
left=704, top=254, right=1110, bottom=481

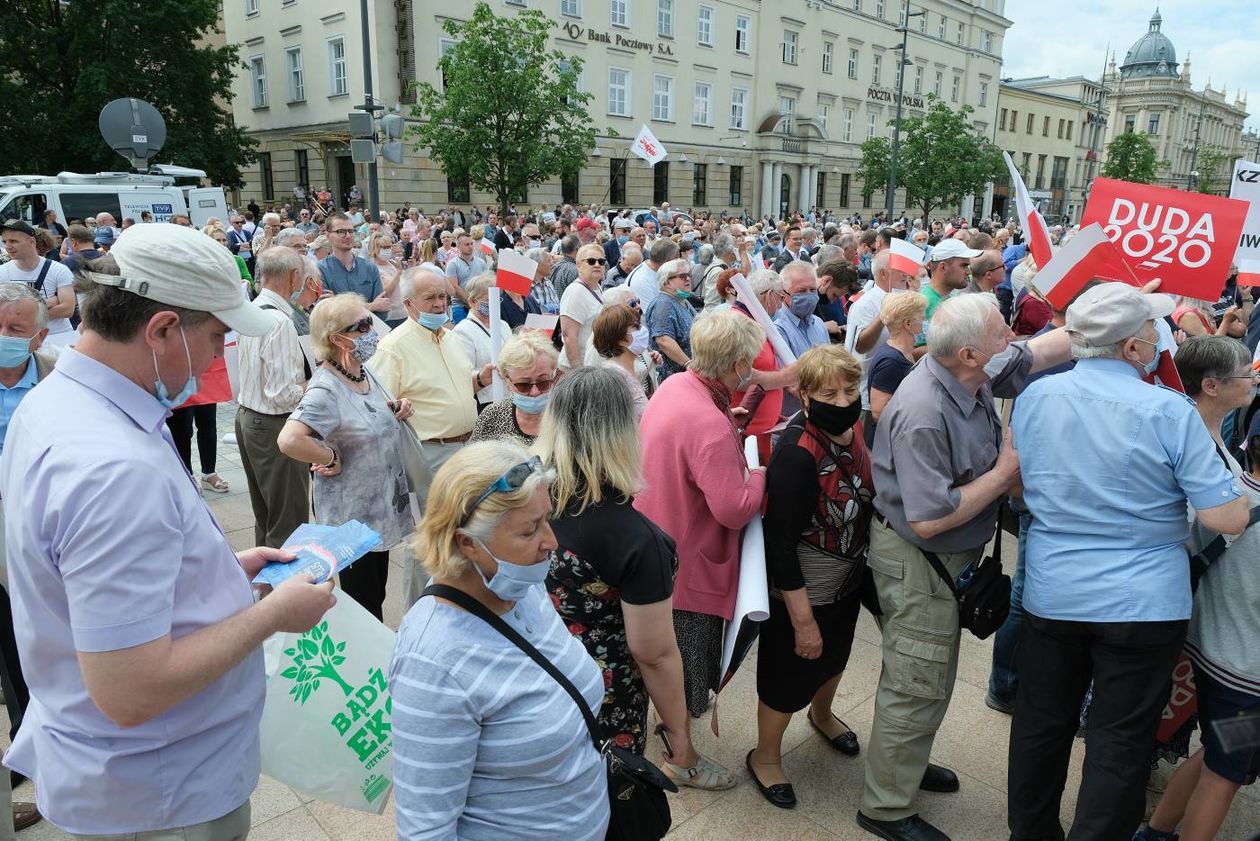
left=1102, top=8, right=1249, bottom=190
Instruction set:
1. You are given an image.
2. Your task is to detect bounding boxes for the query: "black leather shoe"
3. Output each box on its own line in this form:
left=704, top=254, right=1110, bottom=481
left=857, top=812, right=952, bottom=841
left=745, top=750, right=797, bottom=809
left=919, top=763, right=960, bottom=793
left=807, top=709, right=861, bottom=756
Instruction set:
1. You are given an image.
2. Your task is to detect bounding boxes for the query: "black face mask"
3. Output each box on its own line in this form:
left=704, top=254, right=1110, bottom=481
left=805, top=398, right=862, bottom=436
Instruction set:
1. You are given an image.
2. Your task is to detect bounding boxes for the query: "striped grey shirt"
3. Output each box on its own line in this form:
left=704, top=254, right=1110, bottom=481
left=389, top=584, right=610, bottom=840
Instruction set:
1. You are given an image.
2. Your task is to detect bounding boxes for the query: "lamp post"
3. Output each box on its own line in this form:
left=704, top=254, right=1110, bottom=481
left=1186, top=89, right=1207, bottom=191
left=886, top=0, right=923, bottom=222
left=355, top=0, right=382, bottom=219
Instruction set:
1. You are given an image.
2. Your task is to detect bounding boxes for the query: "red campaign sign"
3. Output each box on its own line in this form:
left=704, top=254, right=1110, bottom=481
left=1081, top=178, right=1250, bottom=300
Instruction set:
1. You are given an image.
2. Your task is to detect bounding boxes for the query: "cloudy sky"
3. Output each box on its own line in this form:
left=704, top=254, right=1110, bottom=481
left=1001, top=0, right=1260, bottom=136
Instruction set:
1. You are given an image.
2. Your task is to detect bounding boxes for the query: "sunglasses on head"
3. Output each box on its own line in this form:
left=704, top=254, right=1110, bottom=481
left=583, top=257, right=607, bottom=266
left=465, top=456, right=543, bottom=521
left=341, top=317, right=373, bottom=334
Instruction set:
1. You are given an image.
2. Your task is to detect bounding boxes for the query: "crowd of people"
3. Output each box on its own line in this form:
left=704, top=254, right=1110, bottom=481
left=0, top=191, right=1257, bottom=841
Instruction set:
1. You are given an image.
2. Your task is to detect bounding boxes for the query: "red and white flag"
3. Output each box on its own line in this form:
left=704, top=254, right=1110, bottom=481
left=630, top=124, right=668, bottom=166
left=479, top=237, right=496, bottom=256
left=496, top=249, right=536, bottom=296
left=1029, top=223, right=1138, bottom=311
left=1004, top=151, right=1053, bottom=268
left=888, top=237, right=926, bottom=276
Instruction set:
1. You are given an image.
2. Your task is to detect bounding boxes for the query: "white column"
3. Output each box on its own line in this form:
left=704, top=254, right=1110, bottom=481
left=808, top=166, right=819, bottom=211
left=796, top=164, right=810, bottom=214
left=981, top=182, right=994, bottom=220
left=771, top=162, right=784, bottom=217
left=959, top=193, right=975, bottom=220
left=761, top=162, right=775, bottom=218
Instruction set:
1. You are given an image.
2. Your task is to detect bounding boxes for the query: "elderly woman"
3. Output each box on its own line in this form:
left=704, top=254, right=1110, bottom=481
left=636, top=310, right=768, bottom=787
left=749, top=344, right=873, bottom=809
left=592, top=304, right=651, bottom=418
left=277, top=293, right=414, bottom=620
left=390, top=441, right=610, bottom=840
left=867, top=290, right=928, bottom=446
left=202, top=223, right=253, bottom=288
left=366, top=231, right=406, bottom=327
left=1173, top=296, right=1243, bottom=339
left=469, top=332, right=559, bottom=447
left=310, top=234, right=332, bottom=262
left=452, top=273, right=497, bottom=410
left=645, top=257, right=698, bottom=380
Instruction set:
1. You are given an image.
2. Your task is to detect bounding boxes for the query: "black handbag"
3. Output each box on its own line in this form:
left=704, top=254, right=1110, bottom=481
left=421, top=585, right=677, bottom=841
left=922, top=511, right=1011, bottom=640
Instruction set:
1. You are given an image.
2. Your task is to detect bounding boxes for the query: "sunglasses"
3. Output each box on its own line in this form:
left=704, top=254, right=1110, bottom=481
left=626, top=298, right=640, bottom=309
left=510, top=377, right=555, bottom=394
left=341, top=317, right=373, bottom=334
left=466, top=456, right=543, bottom=519
left=583, top=257, right=607, bottom=266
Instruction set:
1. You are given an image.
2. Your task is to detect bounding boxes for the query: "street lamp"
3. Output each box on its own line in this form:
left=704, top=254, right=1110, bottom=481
left=886, top=0, right=924, bottom=221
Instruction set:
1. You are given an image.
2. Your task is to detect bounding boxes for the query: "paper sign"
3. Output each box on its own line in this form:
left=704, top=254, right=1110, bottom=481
left=1081, top=177, right=1249, bottom=299
left=630, top=124, right=668, bottom=166
left=1229, top=159, right=1260, bottom=286
left=523, top=313, right=559, bottom=333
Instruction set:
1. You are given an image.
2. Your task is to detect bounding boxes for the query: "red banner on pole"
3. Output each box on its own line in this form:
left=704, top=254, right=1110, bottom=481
left=1081, top=178, right=1250, bottom=300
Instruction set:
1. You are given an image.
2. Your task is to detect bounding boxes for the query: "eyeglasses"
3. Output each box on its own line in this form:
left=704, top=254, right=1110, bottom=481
left=626, top=298, right=640, bottom=309
left=329, top=228, right=355, bottom=236
left=583, top=257, right=607, bottom=266
left=510, top=376, right=555, bottom=394
left=1221, top=372, right=1260, bottom=381
left=341, top=317, right=373, bottom=334
left=466, top=456, right=543, bottom=519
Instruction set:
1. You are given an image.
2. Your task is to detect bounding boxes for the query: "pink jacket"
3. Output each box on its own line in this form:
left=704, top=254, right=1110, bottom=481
left=634, top=371, right=767, bottom=620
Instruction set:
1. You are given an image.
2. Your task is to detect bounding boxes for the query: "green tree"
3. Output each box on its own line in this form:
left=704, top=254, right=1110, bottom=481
left=410, top=3, right=603, bottom=215
left=0, top=0, right=257, bottom=188
left=1192, top=146, right=1233, bottom=194
left=855, top=96, right=1005, bottom=224
left=280, top=621, right=352, bottom=704
left=1100, top=131, right=1166, bottom=184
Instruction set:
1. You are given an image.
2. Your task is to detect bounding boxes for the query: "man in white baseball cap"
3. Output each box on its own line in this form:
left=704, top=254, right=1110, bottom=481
left=918, top=238, right=984, bottom=342
left=0, top=222, right=336, bottom=837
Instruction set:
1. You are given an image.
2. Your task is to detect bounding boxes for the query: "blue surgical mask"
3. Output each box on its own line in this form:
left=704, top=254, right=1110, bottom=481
left=510, top=391, right=551, bottom=414
left=617, top=234, right=629, bottom=245
left=790, top=291, right=819, bottom=319
left=351, top=330, right=379, bottom=362
left=674, top=288, right=691, bottom=300
left=475, top=538, right=551, bottom=601
left=0, top=334, right=33, bottom=369
left=417, top=310, right=450, bottom=331
left=153, top=327, right=197, bottom=409
left=981, top=346, right=1016, bottom=379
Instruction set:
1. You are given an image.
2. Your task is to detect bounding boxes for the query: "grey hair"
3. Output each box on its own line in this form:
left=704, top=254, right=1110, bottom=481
left=618, top=242, right=643, bottom=263
left=712, top=231, right=737, bottom=260
left=0, top=282, right=48, bottom=331
left=927, top=294, right=999, bottom=360
left=302, top=256, right=320, bottom=280
left=1173, top=335, right=1251, bottom=397
left=697, top=244, right=715, bottom=266
left=836, top=233, right=856, bottom=250
left=802, top=227, right=818, bottom=240
left=657, top=258, right=691, bottom=289
left=603, top=285, right=638, bottom=307
left=1070, top=337, right=1128, bottom=361
left=814, top=244, right=843, bottom=266
left=255, top=246, right=303, bottom=287
left=525, top=246, right=549, bottom=266
left=464, top=272, right=495, bottom=305
left=559, top=234, right=580, bottom=257
left=780, top=260, right=817, bottom=289
left=746, top=268, right=784, bottom=296
left=261, top=212, right=282, bottom=225
left=648, top=237, right=680, bottom=265
left=272, top=228, right=307, bottom=247
left=400, top=266, right=446, bottom=300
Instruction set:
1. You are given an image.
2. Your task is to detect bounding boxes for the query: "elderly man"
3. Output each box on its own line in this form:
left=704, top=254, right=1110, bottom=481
left=701, top=231, right=738, bottom=308
left=236, top=247, right=310, bottom=548
left=318, top=212, right=390, bottom=314
left=559, top=243, right=608, bottom=370
left=370, top=268, right=492, bottom=606
left=858, top=294, right=1072, bottom=841
left=294, top=208, right=319, bottom=236
left=604, top=217, right=632, bottom=267
left=574, top=216, right=599, bottom=247
left=1008, top=285, right=1247, bottom=841
left=774, top=261, right=829, bottom=358
left=251, top=212, right=282, bottom=253
left=444, top=231, right=487, bottom=322
left=845, top=249, right=919, bottom=423
left=0, top=219, right=78, bottom=351
left=604, top=241, right=642, bottom=289
left=965, top=250, right=1005, bottom=294
left=548, top=234, right=581, bottom=300
left=627, top=237, right=680, bottom=309
left=0, top=224, right=334, bottom=838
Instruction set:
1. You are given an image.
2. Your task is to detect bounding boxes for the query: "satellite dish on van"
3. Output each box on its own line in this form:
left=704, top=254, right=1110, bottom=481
left=98, top=98, right=167, bottom=171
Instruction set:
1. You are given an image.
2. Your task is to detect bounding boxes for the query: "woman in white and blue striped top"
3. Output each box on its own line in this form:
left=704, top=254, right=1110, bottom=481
left=389, top=440, right=610, bottom=840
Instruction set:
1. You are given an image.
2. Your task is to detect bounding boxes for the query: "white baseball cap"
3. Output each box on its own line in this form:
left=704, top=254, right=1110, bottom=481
left=90, top=223, right=274, bottom=336
left=927, top=238, right=983, bottom=262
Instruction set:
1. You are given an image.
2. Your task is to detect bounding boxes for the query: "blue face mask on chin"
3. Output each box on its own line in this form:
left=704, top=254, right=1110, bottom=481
left=417, top=310, right=450, bottom=331
left=475, top=538, right=551, bottom=602
left=0, top=334, right=34, bottom=369
left=153, top=327, right=197, bottom=409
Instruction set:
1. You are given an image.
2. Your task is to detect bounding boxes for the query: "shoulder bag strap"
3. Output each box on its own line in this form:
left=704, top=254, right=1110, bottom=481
left=32, top=258, right=52, bottom=296
left=420, top=584, right=605, bottom=751
left=921, top=501, right=1005, bottom=594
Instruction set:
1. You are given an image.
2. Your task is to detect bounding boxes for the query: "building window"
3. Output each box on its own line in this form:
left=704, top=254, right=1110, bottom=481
left=437, top=37, right=457, bottom=92
left=956, top=22, right=964, bottom=45
left=1043, top=115, right=1050, bottom=136
left=652, top=74, right=673, bottom=121
left=914, top=66, right=923, bottom=94
left=819, top=104, right=829, bottom=134
left=843, top=108, right=854, bottom=142
left=504, top=0, right=525, bottom=6
left=1035, top=154, right=1047, bottom=190
left=693, top=81, right=712, bottom=126
left=782, top=30, right=798, bottom=65
left=328, top=38, right=348, bottom=96
left=1124, top=114, right=1136, bottom=132
left=867, top=111, right=877, bottom=139
left=285, top=48, right=305, bottom=103
left=608, top=67, right=630, bottom=116
left=1065, top=121, right=1073, bottom=141
left=918, top=10, right=927, bottom=32
left=1056, top=118, right=1064, bottom=139
left=447, top=176, right=470, bottom=203
left=610, top=0, right=628, bottom=27
left=981, top=30, right=992, bottom=52
left=875, top=0, right=884, bottom=18
left=863, top=191, right=872, bottom=209
left=259, top=152, right=273, bottom=199
left=245, top=0, right=259, bottom=16
left=610, top=159, right=627, bottom=204
left=249, top=55, right=267, bottom=108
left=1148, top=113, right=1160, bottom=134
left=653, top=161, right=669, bottom=204
left=938, top=14, right=946, bottom=39
left=730, top=87, right=748, bottom=129
left=847, top=48, right=859, bottom=79
left=822, top=41, right=834, bottom=75
left=816, top=171, right=826, bottom=209
left=561, top=0, right=580, bottom=16
left=561, top=169, right=580, bottom=204
left=778, top=96, right=795, bottom=133
left=1000, top=108, right=1007, bottom=131
left=934, top=70, right=942, bottom=96
left=657, top=0, right=673, bottom=37
left=853, top=0, right=860, bottom=10
left=1021, top=151, right=1032, bottom=175
left=735, top=15, right=750, bottom=53
left=872, top=53, right=882, bottom=86
left=978, top=81, right=987, bottom=107
left=692, top=163, right=707, bottom=206
left=840, top=173, right=851, bottom=206
left=729, top=165, right=743, bottom=206
left=951, top=75, right=959, bottom=103
left=1026, top=112, right=1034, bottom=134
left=295, top=149, right=309, bottom=188
left=697, top=4, right=713, bottom=45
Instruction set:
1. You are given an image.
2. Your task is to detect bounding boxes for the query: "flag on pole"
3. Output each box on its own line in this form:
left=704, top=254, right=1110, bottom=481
left=630, top=124, right=668, bottom=166
left=1003, top=151, right=1054, bottom=268
left=479, top=237, right=496, bottom=256
left=496, top=249, right=536, bottom=296
left=1027, top=223, right=1137, bottom=311
left=888, top=237, right=927, bottom=276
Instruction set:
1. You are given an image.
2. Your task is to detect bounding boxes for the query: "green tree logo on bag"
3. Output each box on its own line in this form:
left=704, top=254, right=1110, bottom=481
left=279, top=620, right=394, bottom=805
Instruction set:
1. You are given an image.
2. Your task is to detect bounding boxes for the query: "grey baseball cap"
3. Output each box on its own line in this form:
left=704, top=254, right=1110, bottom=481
left=1065, top=282, right=1175, bottom=346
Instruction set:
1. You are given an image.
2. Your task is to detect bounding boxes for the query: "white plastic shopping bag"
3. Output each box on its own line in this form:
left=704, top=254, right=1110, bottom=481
left=259, top=588, right=397, bottom=813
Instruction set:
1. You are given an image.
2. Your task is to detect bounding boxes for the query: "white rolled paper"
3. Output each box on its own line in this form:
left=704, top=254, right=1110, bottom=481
left=719, top=435, right=772, bottom=680
left=729, top=272, right=796, bottom=367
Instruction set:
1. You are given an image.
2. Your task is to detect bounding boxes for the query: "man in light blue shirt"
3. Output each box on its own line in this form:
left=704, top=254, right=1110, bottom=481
left=0, top=224, right=336, bottom=837
left=773, top=261, right=829, bottom=415
left=1008, top=282, right=1248, bottom=841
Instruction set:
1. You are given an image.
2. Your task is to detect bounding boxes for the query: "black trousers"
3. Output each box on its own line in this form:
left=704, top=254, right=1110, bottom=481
left=1007, top=612, right=1187, bottom=841
left=338, top=550, right=390, bottom=621
left=166, top=403, right=219, bottom=476
left=0, top=584, right=29, bottom=787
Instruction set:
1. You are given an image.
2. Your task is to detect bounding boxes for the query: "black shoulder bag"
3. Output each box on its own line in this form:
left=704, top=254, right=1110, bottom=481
left=921, top=508, right=1011, bottom=640
left=421, top=584, right=677, bottom=841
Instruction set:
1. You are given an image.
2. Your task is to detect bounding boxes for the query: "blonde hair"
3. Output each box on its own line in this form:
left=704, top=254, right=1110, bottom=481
left=689, top=309, right=764, bottom=379
left=416, top=238, right=438, bottom=264
left=469, top=223, right=486, bottom=242
left=464, top=272, right=495, bottom=306
left=497, top=331, right=558, bottom=379
left=201, top=222, right=227, bottom=238
left=366, top=233, right=394, bottom=260
left=879, top=290, right=928, bottom=331
left=414, top=440, right=554, bottom=579
left=309, top=293, right=367, bottom=362
left=535, top=367, right=642, bottom=515
left=796, top=344, right=862, bottom=396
